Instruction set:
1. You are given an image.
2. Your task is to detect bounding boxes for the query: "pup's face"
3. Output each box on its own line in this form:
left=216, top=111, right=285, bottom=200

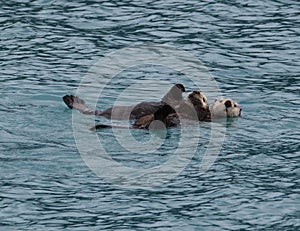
left=186, top=91, right=209, bottom=109
left=211, top=98, right=242, bottom=118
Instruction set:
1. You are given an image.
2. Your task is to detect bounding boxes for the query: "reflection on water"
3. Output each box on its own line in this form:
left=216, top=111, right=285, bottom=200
left=1, top=0, right=299, bottom=230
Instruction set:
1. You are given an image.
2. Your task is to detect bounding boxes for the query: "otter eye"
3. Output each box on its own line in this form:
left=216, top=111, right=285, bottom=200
left=234, top=104, right=237, bottom=107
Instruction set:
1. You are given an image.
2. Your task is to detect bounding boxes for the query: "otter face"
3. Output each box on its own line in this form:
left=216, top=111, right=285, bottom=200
left=211, top=98, right=242, bottom=118
left=186, top=90, right=209, bottom=109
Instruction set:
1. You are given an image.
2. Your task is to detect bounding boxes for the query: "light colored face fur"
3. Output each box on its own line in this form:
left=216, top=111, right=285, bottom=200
left=211, top=98, right=241, bottom=118
left=186, top=91, right=209, bottom=109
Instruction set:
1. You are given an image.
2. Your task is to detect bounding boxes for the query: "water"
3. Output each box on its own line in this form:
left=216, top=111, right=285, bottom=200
left=1, top=0, right=299, bottom=230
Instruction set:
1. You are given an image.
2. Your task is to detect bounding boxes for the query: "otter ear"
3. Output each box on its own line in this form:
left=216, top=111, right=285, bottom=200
left=224, top=100, right=232, bottom=108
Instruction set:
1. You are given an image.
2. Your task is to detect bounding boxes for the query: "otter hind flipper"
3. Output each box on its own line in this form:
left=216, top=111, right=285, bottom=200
left=63, top=95, right=86, bottom=109
left=161, top=83, right=185, bottom=106
left=63, top=95, right=75, bottom=109
left=62, top=95, right=95, bottom=115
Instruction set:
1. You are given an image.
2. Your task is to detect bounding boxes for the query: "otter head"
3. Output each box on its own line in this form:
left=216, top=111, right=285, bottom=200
left=211, top=98, right=242, bottom=118
left=186, top=90, right=209, bottom=109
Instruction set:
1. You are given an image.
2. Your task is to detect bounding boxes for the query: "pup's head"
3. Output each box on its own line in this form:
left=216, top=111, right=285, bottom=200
left=186, top=90, right=209, bottom=109
left=211, top=98, right=242, bottom=118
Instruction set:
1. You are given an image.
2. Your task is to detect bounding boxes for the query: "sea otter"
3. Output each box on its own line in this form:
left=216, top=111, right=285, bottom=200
left=63, top=83, right=185, bottom=120
left=177, top=90, right=211, bottom=122
left=91, top=92, right=242, bottom=130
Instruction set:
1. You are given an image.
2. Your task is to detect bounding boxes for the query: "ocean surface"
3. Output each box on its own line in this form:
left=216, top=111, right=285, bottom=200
left=1, top=0, right=299, bottom=230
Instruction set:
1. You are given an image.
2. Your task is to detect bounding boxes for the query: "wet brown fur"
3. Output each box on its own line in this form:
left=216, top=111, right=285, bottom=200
left=63, top=83, right=185, bottom=120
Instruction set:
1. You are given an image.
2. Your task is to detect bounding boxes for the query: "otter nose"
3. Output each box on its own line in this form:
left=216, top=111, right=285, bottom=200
left=239, top=108, right=242, bottom=116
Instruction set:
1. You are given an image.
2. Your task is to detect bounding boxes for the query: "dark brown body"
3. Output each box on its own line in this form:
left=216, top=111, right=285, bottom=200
left=91, top=91, right=212, bottom=130
left=63, top=83, right=185, bottom=120
left=95, top=101, right=162, bottom=120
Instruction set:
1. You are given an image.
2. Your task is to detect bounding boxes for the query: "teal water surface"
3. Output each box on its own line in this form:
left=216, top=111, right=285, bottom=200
left=1, top=0, right=299, bottom=230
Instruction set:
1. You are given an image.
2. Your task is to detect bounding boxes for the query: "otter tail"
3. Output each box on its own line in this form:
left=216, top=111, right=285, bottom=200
left=90, top=124, right=129, bottom=131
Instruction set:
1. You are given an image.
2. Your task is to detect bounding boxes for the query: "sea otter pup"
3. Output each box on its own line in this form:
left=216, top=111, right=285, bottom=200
left=63, top=83, right=185, bottom=120
left=211, top=98, right=242, bottom=118
left=178, top=90, right=211, bottom=122
left=159, top=90, right=211, bottom=127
